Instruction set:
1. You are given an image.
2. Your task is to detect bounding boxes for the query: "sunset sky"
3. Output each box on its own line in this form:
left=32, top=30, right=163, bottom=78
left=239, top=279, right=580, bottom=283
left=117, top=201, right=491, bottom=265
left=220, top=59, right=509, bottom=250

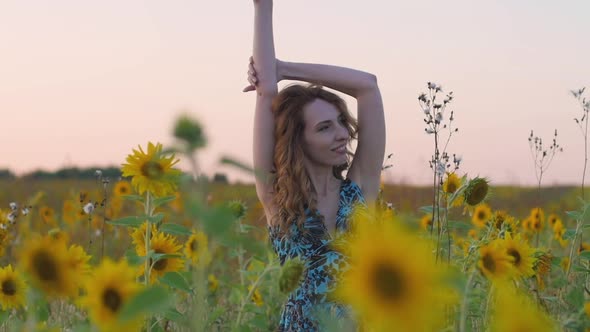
left=1, top=0, right=589, bottom=186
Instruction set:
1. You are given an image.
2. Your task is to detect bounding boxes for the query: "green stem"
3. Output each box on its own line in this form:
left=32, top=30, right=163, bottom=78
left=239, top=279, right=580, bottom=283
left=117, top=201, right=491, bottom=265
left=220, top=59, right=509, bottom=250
left=235, top=264, right=280, bottom=329
left=144, top=191, right=153, bottom=332
left=459, top=269, right=476, bottom=332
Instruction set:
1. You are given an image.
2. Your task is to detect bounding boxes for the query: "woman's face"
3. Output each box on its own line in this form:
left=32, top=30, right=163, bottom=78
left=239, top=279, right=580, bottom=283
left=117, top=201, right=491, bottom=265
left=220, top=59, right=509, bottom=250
left=301, top=98, right=350, bottom=167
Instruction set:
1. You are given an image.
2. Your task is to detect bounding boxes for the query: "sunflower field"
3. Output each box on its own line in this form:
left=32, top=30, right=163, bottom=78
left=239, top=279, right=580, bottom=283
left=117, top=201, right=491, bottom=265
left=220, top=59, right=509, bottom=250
left=0, top=89, right=590, bottom=332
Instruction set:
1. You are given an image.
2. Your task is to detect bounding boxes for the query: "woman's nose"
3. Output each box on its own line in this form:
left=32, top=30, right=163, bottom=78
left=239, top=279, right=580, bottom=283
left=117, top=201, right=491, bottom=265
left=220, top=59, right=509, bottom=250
left=336, top=124, right=348, bottom=140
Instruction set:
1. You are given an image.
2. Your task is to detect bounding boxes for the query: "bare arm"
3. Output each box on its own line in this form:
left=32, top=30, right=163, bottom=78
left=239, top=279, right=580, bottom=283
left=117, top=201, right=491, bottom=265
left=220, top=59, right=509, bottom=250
left=251, top=0, right=278, bottom=214
left=279, top=61, right=386, bottom=203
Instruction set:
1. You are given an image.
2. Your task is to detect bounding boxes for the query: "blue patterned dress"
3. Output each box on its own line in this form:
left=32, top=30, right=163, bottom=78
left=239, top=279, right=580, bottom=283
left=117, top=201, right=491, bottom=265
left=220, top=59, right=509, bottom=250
left=268, top=178, right=366, bottom=331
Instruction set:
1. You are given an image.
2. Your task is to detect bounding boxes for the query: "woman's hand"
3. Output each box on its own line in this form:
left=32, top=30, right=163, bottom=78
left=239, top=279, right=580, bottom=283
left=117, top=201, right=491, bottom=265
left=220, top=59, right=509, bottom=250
left=243, top=56, right=284, bottom=93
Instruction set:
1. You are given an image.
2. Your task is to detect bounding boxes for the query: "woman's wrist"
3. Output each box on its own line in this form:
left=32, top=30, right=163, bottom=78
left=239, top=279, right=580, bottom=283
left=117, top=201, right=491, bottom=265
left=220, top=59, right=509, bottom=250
left=276, top=59, right=287, bottom=82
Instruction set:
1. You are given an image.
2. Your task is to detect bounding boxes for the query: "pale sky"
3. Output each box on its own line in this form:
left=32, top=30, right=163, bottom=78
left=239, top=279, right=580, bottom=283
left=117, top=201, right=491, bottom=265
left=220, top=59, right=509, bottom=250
left=1, top=0, right=589, bottom=186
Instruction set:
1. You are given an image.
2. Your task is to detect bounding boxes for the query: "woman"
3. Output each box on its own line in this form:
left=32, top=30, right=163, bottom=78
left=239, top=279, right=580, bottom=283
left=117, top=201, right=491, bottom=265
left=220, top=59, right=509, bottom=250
left=244, top=0, right=385, bottom=330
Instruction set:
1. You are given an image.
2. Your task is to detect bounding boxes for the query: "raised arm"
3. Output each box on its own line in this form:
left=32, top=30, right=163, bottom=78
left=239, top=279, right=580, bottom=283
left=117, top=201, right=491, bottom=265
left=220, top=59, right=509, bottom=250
left=250, top=0, right=278, bottom=213
left=279, top=61, right=386, bottom=203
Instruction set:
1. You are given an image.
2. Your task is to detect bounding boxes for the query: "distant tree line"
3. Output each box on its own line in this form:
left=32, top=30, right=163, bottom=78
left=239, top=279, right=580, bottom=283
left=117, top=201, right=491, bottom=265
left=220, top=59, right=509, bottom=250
left=0, top=167, right=230, bottom=183
left=0, top=167, right=121, bottom=180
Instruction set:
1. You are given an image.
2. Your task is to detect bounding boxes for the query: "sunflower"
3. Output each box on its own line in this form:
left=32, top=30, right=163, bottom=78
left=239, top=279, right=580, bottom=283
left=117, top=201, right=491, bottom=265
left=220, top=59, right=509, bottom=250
left=443, top=172, right=461, bottom=194
left=48, top=228, right=70, bottom=244
left=121, top=142, right=181, bottom=197
left=82, top=258, right=142, bottom=332
left=419, top=214, right=432, bottom=231
left=490, top=283, right=557, bottom=332
left=500, top=233, right=536, bottom=278
left=521, top=217, right=533, bottom=233
left=62, top=200, right=78, bottom=225
left=472, top=204, right=492, bottom=228
left=130, top=222, right=158, bottom=256
left=553, top=219, right=566, bottom=240
left=19, top=235, right=77, bottom=298
left=463, top=177, right=489, bottom=206
left=492, top=210, right=508, bottom=230
left=534, top=251, right=552, bottom=290
left=139, top=232, right=184, bottom=283
left=67, top=244, right=92, bottom=277
left=184, top=231, right=211, bottom=267
left=0, top=265, right=27, bottom=310
left=478, top=240, right=514, bottom=281
left=529, top=208, right=545, bottom=232
left=113, top=181, right=132, bottom=197
left=585, top=302, right=590, bottom=317
left=248, top=285, right=264, bottom=307
left=336, top=217, right=455, bottom=331
left=547, top=213, right=559, bottom=228
left=208, top=274, right=218, bottom=293
left=39, top=206, right=56, bottom=226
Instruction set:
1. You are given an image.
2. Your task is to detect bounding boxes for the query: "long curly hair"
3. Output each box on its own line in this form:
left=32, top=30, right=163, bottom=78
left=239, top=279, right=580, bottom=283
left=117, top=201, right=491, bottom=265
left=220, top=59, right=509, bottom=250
left=270, top=84, right=358, bottom=234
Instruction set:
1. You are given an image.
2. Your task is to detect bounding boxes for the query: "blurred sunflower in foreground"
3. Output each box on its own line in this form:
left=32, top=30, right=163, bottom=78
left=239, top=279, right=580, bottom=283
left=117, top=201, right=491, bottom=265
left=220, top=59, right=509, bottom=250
left=82, top=258, right=143, bottom=332
left=337, top=208, right=457, bottom=331
left=0, top=264, right=27, bottom=310
left=19, top=235, right=79, bottom=298
left=489, top=282, right=556, bottom=332
left=121, top=142, right=181, bottom=197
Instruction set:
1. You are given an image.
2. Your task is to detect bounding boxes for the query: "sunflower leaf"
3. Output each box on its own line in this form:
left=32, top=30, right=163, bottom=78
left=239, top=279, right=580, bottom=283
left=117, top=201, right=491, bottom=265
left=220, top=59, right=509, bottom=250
left=160, top=223, right=192, bottom=236
left=447, top=220, right=471, bottom=230
left=118, top=286, right=174, bottom=323
left=151, top=253, right=183, bottom=262
left=566, top=210, right=582, bottom=220
left=160, top=271, right=192, bottom=293
left=163, top=308, right=187, bottom=323
left=121, top=195, right=144, bottom=203
left=563, top=229, right=577, bottom=240
left=578, top=251, right=590, bottom=260
left=125, top=249, right=145, bottom=266
left=152, top=195, right=177, bottom=208
left=108, top=216, right=144, bottom=228
left=146, top=213, right=165, bottom=224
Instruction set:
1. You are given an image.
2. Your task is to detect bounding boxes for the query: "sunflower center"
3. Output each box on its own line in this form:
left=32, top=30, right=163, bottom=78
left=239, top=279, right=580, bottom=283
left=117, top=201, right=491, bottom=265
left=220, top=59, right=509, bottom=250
left=477, top=211, right=486, bottom=221
left=32, top=250, right=58, bottom=282
left=446, top=182, right=457, bottom=193
left=141, top=161, right=164, bottom=179
left=507, top=248, right=521, bottom=266
left=119, top=186, right=128, bottom=194
left=372, top=261, right=404, bottom=303
left=102, top=288, right=122, bottom=313
left=1, top=279, right=16, bottom=296
left=482, top=253, right=496, bottom=273
left=153, top=250, right=167, bottom=271
left=190, top=238, right=199, bottom=252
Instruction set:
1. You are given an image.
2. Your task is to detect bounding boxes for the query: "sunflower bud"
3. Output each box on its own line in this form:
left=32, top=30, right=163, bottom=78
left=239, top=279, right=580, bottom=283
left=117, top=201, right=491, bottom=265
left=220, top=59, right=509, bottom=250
left=228, top=200, right=247, bottom=219
left=463, top=177, right=489, bottom=206
left=279, top=258, right=304, bottom=294
left=173, top=115, right=206, bottom=151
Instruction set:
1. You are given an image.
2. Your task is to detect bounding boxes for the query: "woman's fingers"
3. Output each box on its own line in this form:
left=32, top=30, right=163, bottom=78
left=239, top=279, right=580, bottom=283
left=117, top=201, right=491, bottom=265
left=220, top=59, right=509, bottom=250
left=243, top=56, right=257, bottom=92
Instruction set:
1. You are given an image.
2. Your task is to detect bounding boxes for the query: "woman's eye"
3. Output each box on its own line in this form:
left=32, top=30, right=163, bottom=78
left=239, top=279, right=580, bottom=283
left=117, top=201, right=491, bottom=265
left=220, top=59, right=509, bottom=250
left=319, top=126, right=329, bottom=132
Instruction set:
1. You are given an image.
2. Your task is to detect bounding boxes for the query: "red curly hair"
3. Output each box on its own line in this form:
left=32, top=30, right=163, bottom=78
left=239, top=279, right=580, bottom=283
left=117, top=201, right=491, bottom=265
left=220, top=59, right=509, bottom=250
left=270, top=84, right=358, bottom=234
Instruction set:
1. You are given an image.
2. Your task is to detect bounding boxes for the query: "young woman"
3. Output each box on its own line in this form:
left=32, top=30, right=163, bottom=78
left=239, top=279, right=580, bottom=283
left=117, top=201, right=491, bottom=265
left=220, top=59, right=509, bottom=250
left=244, top=0, right=385, bottom=330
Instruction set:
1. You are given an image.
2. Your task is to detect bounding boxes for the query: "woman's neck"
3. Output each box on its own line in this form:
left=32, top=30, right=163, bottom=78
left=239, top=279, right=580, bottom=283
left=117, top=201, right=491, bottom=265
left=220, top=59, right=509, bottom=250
left=304, top=163, right=341, bottom=197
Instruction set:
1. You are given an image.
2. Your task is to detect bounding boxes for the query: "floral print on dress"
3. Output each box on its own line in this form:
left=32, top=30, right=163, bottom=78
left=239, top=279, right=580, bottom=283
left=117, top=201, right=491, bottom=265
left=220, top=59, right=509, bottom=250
left=268, top=178, right=365, bottom=332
